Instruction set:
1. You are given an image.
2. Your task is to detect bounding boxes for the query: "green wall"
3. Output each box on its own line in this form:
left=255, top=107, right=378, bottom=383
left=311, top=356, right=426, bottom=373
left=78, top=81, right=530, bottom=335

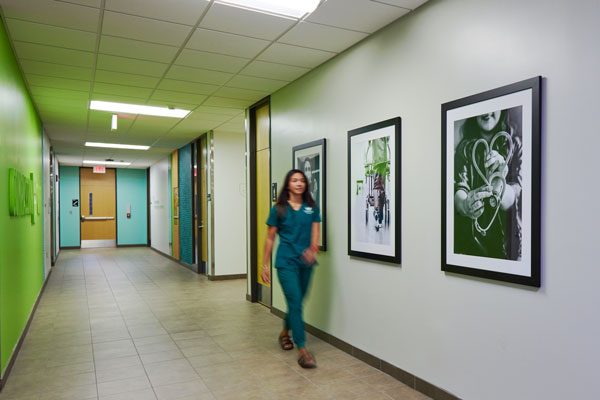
left=0, top=18, right=44, bottom=376
left=59, top=166, right=80, bottom=247
left=116, top=169, right=148, bottom=245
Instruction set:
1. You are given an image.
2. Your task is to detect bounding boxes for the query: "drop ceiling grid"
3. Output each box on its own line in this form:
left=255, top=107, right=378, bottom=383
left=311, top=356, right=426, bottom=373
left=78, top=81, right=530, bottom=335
left=0, top=0, right=427, bottom=167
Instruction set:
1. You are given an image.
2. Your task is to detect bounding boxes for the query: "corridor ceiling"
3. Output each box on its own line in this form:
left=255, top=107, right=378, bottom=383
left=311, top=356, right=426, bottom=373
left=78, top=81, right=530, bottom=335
left=0, top=0, right=427, bottom=168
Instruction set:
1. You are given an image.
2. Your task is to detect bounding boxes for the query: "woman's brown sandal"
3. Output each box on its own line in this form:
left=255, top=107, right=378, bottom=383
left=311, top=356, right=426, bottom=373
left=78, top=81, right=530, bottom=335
left=278, top=334, right=294, bottom=350
left=297, top=352, right=317, bottom=368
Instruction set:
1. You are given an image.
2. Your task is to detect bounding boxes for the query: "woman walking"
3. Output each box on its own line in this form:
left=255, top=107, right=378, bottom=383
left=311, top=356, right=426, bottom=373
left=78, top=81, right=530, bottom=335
left=261, top=169, right=321, bottom=369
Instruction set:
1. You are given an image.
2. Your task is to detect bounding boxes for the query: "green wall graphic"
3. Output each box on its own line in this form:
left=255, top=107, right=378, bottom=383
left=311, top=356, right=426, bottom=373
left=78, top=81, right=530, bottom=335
left=0, top=19, right=44, bottom=376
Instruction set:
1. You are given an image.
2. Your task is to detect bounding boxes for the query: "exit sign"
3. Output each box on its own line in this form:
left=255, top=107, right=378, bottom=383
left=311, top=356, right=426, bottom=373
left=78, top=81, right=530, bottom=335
left=93, top=166, right=106, bottom=174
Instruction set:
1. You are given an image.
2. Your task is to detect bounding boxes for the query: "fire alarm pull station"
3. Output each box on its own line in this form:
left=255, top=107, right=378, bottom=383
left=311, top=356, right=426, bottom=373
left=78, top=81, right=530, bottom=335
left=127, top=204, right=131, bottom=219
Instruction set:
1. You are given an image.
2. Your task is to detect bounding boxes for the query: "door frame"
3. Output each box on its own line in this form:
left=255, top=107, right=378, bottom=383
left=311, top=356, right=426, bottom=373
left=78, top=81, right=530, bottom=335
left=248, top=96, right=271, bottom=304
left=195, top=134, right=208, bottom=274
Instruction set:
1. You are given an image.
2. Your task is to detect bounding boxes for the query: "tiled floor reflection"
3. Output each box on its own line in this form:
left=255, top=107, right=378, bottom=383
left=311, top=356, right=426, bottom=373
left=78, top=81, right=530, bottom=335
left=0, top=248, right=429, bottom=400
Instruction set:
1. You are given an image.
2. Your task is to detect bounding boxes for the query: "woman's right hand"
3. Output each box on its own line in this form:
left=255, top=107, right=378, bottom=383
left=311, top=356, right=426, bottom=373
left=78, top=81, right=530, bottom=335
left=458, top=185, right=493, bottom=219
left=261, top=264, right=270, bottom=284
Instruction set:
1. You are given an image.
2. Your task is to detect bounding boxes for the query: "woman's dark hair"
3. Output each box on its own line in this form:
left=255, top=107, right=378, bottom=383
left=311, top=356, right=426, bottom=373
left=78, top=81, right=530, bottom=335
left=275, top=169, right=315, bottom=218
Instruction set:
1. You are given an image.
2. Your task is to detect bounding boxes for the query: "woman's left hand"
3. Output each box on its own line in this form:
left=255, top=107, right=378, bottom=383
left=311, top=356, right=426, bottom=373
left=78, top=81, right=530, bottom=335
left=301, top=248, right=317, bottom=266
left=485, top=150, right=508, bottom=177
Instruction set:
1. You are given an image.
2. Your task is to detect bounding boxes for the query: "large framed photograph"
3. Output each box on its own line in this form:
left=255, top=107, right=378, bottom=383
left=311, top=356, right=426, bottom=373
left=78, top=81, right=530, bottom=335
left=442, top=77, right=541, bottom=287
left=348, top=118, right=401, bottom=264
left=293, top=139, right=327, bottom=251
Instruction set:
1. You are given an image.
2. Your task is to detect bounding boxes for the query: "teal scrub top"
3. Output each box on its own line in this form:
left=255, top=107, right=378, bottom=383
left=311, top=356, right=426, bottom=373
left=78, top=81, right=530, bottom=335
left=266, top=203, right=321, bottom=269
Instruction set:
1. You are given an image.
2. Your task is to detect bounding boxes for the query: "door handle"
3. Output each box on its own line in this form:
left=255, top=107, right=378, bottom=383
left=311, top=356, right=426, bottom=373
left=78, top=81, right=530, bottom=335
left=81, top=215, right=85, bottom=222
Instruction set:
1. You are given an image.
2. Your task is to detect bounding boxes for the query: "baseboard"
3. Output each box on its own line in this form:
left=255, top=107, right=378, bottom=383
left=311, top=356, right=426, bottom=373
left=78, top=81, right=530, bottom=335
left=207, top=274, right=246, bottom=281
left=270, top=307, right=461, bottom=400
left=149, top=247, right=200, bottom=274
left=116, top=244, right=149, bottom=248
left=0, top=268, right=53, bottom=392
left=246, top=293, right=252, bottom=302
left=59, top=246, right=80, bottom=250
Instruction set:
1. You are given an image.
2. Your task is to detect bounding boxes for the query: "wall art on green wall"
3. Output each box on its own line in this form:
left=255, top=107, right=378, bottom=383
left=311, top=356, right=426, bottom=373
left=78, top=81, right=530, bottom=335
left=348, top=118, right=401, bottom=264
left=441, top=76, right=541, bottom=287
left=8, top=168, right=37, bottom=223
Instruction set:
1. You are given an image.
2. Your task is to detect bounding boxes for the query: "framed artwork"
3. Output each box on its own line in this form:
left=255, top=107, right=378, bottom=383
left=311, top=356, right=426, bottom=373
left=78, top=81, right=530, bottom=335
left=442, top=76, right=541, bottom=287
left=293, top=138, right=327, bottom=251
left=348, top=118, right=401, bottom=264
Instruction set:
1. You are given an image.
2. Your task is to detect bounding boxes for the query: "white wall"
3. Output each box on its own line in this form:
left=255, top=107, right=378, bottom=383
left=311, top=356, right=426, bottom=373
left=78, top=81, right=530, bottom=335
left=265, top=0, right=600, bottom=399
left=214, top=130, right=246, bottom=276
left=150, top=158, right=171, bottom=255
left=42, top=131, right=51, bottom=278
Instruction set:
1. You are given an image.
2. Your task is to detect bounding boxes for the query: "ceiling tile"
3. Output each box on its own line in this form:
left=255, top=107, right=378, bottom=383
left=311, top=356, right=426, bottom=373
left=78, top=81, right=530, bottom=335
left=185, top=112, right=231, bottom=123
left=150, top=90, right=207, bottom=105
left=211, top=87, right=267, bottom=102
left=5, top=19, right=97, bottom=51
left=225, top=75, right=287, bottom=92
left=156, top=79, right=219, bottom=95
left=105, top=0, right=208, bottom=25
left=279, top=21, right=369, bottom=53
left=87, top=111, right=135, bottom=134
left=239, top=60, right=309, bottom=81
left=91, top=93, right=155, bottom=104
left=194, top=106, right=244, bottom=116
left=99, top=35, right=178, bottom=63
left=66, top=0, right=101, bottom=7
left=198, top=3, right=296, bottom=41
left=202, top=97, right=251, bottom=109
left=257, top=43, right=336, bottom=68
left=93, top=82, right=153, bottom=99
left=175, top=49, right=248, bottom=74
left=20, top=60, right=92, bottom=81
left=306, top=0, right=409, bottom=33
left=372, top=0, right=427, bottom=10
left=165, top=65, right=233, bottom=85
left=33, top=96, right=88, bottom=109
left=168, top=119, right=214, bottom=137
left=128, top=115, right=180, bottom=134
left=30, top=86, right=89, bottom=100
left=102, top=11, right=191, bottom=47
left=187, top=28, right=269, bottom=58
left=94, top=70, right=161, bottom=88
left=146, top=99, right=198, bottom=110
left=0, top=0, right=100, bottom=32
left=13, top=42, right=94, bottom=68
left=96, top=54, right=169, bottom=77
left=27, top=74, right=90, bottom=91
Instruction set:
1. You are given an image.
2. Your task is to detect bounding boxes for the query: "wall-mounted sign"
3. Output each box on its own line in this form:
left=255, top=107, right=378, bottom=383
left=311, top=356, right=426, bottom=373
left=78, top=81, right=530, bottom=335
left=93, top=166, right=106, bottom=174
left=8, top=168, right=36, bottom=223
left=271, top=183, right=277, bottom=202
left=72, top=199, right=79, bottom=207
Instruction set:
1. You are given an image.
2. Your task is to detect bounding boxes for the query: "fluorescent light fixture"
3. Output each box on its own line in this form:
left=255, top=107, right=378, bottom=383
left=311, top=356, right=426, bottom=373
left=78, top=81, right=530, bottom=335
left=90, top=100, right=190, bottom=118
left=85, top=142, right=150, bottom=150
left=83, top=160, right=131, bottom=166
left=111, top=114, right=118, bottom=130
left=216, top=0, right=320, bottom=18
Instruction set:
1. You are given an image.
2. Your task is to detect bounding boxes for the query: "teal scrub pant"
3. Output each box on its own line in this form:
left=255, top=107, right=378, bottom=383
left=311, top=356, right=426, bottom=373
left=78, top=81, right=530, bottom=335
left=277, top=266, right=314, bottom=349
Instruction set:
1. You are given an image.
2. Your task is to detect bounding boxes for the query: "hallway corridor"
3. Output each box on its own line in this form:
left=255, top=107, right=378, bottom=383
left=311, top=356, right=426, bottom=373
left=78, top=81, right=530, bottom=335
left=0, top=248, right=428, bottom=400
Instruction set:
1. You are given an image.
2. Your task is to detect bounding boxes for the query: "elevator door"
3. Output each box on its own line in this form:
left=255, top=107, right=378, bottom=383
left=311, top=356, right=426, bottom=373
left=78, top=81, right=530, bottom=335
left=80, top=168, right=116, bottom=248
left=255, top=103, right=271, bottom=306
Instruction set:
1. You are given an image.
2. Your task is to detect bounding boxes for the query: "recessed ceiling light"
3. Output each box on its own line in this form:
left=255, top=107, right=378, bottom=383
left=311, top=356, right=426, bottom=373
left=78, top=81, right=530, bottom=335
left=85, top=142, right=150, bottom=150
left=90, top=100, right=190, bottom=118
left=216, top=0, right=320, bottom=18
left=83, top=160, right=131, bottom=166
left=111, top=114, right=118, bottom=130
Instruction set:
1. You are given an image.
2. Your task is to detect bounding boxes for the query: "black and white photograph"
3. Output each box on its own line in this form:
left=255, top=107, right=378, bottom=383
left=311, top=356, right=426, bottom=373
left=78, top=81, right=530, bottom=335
left=293, top=139, right=327, bottom=250
left=442, top=77, right=541, bottom=287
left=348, top=118, right=401, bottom=264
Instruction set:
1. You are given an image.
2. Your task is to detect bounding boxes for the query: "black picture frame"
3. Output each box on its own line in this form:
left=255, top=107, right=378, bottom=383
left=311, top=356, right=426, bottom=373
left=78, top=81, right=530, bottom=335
left=348, top=118, right=401, bottom=264
left=292, top=138, right=327, bottom=251
left=441, top=76, right=541, bottom=287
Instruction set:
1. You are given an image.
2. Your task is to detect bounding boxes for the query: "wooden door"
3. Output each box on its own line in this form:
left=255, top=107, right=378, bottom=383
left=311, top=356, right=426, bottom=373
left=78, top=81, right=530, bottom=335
left=255, top=103, right=271, bottom=306
left=199, top=135, right=209, bottom=271
left=80, top=168, right=116, bottom=248
left=172, top=151, right=180, bottom=260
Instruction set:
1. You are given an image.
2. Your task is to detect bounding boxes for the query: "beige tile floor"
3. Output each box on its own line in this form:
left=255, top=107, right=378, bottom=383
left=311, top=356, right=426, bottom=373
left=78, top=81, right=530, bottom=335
left=0, top=248, right=429, bottom=400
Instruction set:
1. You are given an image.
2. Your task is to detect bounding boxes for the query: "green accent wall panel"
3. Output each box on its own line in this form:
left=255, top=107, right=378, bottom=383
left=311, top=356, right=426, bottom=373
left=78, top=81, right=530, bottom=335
left=178, top=144, right=193, bottom=264
left=116, top=168, right=148, bottom=245
left=0, top=18, right=44, bottom=376
left=59, top=166, right=80, bottom=247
